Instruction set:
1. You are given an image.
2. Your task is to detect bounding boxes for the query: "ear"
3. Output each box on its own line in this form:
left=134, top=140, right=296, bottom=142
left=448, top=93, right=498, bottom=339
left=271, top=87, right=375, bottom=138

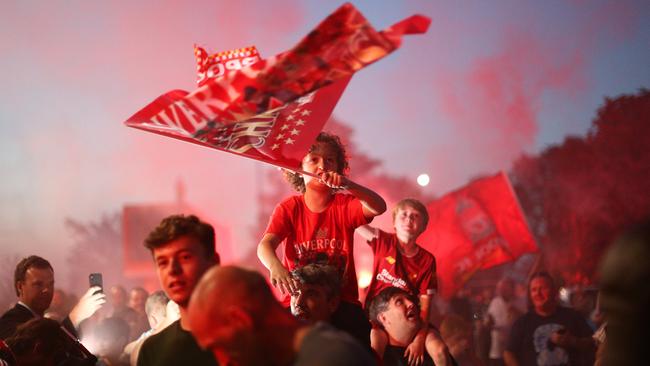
left=16, top=281, right=24, bottom=297
left=377, top=312, right=388, bottom=327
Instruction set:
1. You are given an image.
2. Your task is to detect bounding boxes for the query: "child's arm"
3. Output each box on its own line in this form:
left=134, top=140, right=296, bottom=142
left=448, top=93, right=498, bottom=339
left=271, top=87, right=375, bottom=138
left=356, top=225, right=379, bottom=242
left=370, top=327, right=388, bottom=360
left=320, top=172, right=387, bottom=218
left=257, top=233, right=297, bottom=295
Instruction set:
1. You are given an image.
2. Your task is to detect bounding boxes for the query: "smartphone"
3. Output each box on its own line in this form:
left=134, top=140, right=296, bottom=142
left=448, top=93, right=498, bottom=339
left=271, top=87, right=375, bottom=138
left=89, top=273, right=103, bottom=294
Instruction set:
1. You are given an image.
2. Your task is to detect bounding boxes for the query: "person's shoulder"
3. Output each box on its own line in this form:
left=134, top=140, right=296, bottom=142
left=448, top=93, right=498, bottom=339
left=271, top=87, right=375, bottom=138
left=416, top=244, right=435, bottom=259
left=0, top=304, right=28, bottom=317
left=555, top=306, right=588, bottom=323
left=510, top=310, right=535, bottom=327
left=141, top=320, right=179, bottom=349
left=0, top=304, right=31, bottom=326
left=138, top=321, right=186, bottom=366
left=300, top=328, right=371, bottom=365
left=374, top=229, right=395, bottom=243
left=276, top=195, right=304, bottom=209
left=555, top=306, right=581, bottom=318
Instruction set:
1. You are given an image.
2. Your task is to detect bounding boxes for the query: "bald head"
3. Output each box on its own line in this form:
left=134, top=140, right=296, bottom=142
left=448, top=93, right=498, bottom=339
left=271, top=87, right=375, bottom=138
left=190, top=265, right=274, bottom=316
left=188, top=266, right=278, bottom=357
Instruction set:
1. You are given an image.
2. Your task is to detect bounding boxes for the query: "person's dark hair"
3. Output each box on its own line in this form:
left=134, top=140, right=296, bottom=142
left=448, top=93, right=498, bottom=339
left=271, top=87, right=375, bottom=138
left=291, top=264, right=341, bottom=300
left=4, top=318, right=66, bottom=360
left=392, top=198, right=430, bottom=230
left=144, top=214, right=217, bottom=260
left=14, top=256, right=53, bottom=296
left=368, top=287, right=417, bottom=327
left=284, top=132, right=349, bottom=193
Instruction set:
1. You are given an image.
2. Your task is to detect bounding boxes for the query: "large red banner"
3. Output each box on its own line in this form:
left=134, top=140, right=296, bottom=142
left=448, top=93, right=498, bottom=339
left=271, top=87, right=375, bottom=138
left=419, top=172, right=538, bottom=299
left=124, top=3, right=430, bottom=172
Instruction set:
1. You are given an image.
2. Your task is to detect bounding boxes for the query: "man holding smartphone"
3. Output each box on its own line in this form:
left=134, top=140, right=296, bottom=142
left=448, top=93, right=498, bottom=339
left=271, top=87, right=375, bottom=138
left=504, top=272, right=595, bottom=366
left=0, top=255, right=106, bottom=341
left=137, top=214, right=219, bottom=366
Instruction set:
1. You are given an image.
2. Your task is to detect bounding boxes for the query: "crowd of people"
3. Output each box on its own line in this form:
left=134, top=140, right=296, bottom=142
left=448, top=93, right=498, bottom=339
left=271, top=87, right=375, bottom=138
left=0, top=132, right=646, bottom=366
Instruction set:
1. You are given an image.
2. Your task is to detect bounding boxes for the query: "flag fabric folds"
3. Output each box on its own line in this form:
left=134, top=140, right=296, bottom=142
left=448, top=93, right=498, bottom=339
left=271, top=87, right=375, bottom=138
left=419, top=172, right=538, bottom=299
left=124, top=2, right=430, bottom=173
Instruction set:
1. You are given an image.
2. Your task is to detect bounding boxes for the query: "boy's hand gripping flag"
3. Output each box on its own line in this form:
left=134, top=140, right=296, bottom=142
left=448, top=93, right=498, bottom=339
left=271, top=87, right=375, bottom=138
left=418, top=172, right=538, bottom=299
left=124, top=3, right=430, bottom=172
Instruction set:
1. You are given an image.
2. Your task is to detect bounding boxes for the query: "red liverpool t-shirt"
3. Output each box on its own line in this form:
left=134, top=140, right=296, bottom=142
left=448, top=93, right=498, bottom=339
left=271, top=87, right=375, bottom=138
left=364, top=229, right=437, bottom=308
left=265, top=193, right=369, bottom=305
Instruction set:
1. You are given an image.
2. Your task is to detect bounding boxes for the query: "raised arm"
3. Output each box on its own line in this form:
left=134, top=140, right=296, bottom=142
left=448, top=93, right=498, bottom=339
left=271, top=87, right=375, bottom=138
left=319, top=172, right=387, bottom=219
left=356, top=224, right=379, bottom=242
left=346, top=179, right=387, bottom=219
left=257, top=233, right=298, bottom=295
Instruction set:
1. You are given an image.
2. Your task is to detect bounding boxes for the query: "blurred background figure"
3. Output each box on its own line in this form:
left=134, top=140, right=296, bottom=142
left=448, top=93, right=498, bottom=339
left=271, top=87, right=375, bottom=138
left=440, top=314, right=484, bottom=366
left=44, top=289, right=69, bottom=322
left=484, top=278, right=519, bottom=366
left=124, top=291, right=179, bottom=366
left=93, top=317, right=130, bottom=366
left=107, top=285, right=139, bottom=341
left=598, top=219, right=650, bottom=366
left=128, top=287, right=150, bottom=340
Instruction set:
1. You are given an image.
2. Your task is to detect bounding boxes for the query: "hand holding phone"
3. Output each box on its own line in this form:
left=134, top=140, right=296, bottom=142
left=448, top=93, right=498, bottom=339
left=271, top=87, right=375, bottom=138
left=89, top=273, right=103, bottom=294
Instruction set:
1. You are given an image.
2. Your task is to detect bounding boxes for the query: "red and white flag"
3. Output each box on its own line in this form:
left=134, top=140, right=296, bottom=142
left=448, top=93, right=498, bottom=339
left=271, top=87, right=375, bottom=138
left=419, top=172, right=537, bottom=299
left=124, top=3, right=430, bottom=172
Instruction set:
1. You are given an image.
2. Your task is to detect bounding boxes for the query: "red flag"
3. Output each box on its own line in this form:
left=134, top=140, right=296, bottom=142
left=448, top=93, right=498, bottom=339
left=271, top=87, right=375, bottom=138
left=419, top=172, right=537, bottom=299
left=194, top=45, right=261, bottom=87
left=124, top=3, right=430, bottom=172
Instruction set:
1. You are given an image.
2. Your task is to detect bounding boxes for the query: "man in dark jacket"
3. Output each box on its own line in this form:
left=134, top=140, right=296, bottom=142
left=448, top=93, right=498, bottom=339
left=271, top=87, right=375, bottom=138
left=0, top=255, right=105, bottom=339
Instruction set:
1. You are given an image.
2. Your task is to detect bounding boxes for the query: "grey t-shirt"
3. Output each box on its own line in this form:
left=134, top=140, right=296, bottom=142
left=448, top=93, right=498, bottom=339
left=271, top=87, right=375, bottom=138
left=294, top=322, right=376, bottom=366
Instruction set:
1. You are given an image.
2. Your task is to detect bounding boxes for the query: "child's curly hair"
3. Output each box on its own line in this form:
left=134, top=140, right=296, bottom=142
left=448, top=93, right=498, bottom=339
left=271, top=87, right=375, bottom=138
left=284, top=132, right=349, bottom=193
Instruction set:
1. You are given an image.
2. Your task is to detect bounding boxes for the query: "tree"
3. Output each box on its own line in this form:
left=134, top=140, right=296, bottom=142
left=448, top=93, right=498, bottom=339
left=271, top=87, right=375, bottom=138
left=65, top=213, right=124, bottom=295
left=511, top=89, right=650, bottom=283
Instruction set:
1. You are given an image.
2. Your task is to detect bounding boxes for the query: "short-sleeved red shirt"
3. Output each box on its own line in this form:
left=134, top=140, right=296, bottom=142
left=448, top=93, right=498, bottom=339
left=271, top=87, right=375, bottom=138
left=364, top=229, right=437, bottom=308
left=265, top=193, right=369, bottom=305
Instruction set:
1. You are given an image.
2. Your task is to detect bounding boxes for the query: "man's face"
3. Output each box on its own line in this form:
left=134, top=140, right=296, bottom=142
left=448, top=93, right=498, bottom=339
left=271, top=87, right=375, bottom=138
left=153, top=235, right=214, bottom=308
left=529, top=277, right=554, bottom=312
left=394, top=205, right=425, bottom=239
left=379, top=293, right=421, bottom=338
left=301, top=142, right=340, bottom=188
left=17, top=267, right=54, bottom=315
left=290, top=283, right=337, bottom=323
left=109, top=287, right=127, bottom=309
left=129, top=289, right=147, bottom=312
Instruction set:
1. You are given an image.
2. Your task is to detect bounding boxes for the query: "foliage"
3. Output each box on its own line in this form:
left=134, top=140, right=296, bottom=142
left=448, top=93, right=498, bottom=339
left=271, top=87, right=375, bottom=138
left=64, top=213, right=124, bottom=295
left=510, top=89, right=650, bottom=284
